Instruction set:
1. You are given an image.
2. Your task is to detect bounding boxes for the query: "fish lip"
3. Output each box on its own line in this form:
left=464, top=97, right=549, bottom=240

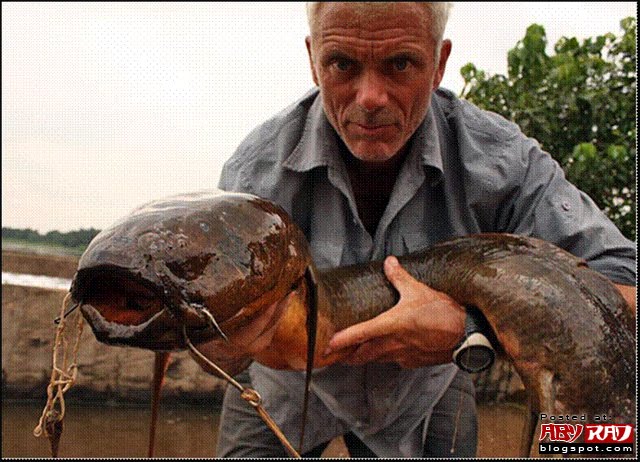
left=80, top=296, right=218, bottom=350
left=71, top=265, right=209, bottom=350
left=80, top=302, right=171, bottom=344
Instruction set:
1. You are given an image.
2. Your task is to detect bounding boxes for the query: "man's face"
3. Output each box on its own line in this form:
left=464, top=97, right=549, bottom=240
left=306, top=3, right=451, bottom=163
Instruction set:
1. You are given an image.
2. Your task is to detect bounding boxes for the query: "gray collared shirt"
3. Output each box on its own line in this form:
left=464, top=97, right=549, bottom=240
left=218, top=87, right=636, bottom=456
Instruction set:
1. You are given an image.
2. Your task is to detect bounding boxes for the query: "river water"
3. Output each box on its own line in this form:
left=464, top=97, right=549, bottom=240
left=3, top=400, right=532, bottom=457
left=3, top=401, right=220, bottom=458
left=2, top=272, right=72, bottom=291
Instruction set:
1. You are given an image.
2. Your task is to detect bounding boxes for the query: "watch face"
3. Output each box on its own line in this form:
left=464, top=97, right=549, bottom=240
left=455, top=345, right=495, bottom=373
left=453, top=332, right=496, bottom=373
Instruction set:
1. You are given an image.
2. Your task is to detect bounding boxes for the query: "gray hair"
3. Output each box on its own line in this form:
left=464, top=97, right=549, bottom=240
left=306, top=2, right=453, bottom=47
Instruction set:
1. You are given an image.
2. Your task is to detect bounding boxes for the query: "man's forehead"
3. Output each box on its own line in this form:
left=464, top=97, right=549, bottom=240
left=313, top=2, right=431, bottom=35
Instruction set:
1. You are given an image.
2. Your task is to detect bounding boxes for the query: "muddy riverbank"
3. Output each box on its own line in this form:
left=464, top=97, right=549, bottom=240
left=2, top=249, right=79, bottom=279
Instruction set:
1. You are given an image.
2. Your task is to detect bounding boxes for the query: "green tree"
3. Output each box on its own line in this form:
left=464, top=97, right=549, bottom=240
left=2, top=227, right=101, bottom=249
left=460, top=18, right=636, bottom=240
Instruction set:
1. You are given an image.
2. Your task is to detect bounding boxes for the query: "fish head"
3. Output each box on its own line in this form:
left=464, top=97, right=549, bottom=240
left=70, top=190, right=312, bottom=352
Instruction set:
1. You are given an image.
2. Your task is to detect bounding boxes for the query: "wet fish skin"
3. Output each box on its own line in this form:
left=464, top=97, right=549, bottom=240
left=70, top=190, right=310, bottom=351
left=70, top=191, right=636, bottom=425
left=307, top=234, right=636, bottom=423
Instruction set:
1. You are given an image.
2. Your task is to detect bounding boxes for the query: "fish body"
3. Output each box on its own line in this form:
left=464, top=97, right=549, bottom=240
left=70, top=190, right=635, bottom=425
left=313, top=235, right=636, bottom=422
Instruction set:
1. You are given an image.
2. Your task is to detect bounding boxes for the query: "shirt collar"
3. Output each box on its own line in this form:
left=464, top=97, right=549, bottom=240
left=283, top=91, right=444, bottom=180
left=283, top=95, right=343, bottom=172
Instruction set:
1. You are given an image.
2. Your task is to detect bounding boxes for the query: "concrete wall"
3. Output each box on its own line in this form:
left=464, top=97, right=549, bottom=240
left=2, top=284, right=226, bottom=404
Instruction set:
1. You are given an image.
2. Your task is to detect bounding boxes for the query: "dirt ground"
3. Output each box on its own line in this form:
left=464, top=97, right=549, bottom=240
left=2, top=250, right=79, bottom=279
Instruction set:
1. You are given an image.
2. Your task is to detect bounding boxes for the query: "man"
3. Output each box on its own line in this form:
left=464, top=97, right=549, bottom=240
left=203, top=2, right=636, bottom=457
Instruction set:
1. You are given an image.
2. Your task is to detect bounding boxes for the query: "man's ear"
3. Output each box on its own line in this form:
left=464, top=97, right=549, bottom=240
left=305, top=36, right=319, bottom=86
left=433, top=39, right=452, bottom=90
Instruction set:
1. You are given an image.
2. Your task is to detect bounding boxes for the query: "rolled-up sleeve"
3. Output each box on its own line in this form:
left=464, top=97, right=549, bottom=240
left=507, top=137, right=636, bottom=286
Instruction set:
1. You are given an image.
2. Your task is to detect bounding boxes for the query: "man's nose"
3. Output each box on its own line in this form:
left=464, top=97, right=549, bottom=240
left=355, top=70, right=389, bottom=112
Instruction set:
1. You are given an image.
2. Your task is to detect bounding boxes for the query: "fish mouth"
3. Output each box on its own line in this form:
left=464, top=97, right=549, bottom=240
left=70, top=266, right=214, bottom=351
left=70, top=265, right=303, bottom=352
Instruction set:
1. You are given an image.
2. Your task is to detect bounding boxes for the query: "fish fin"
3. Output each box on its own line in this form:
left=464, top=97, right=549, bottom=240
left=531, top=369, right=558, bottom=457
left=148, top=351, right=171, bottom=458
left=519, top=397, right=539, bottom=457
left=299, top=266, right=319, bottom=453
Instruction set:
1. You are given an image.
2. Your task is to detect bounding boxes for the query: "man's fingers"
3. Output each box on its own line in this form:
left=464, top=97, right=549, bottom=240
left=326, top=311, right=398, bottom=354
left=378, top=350, right=452, bottom=368
left=341, top=342, right=452, bottom=368
left=342, top=336, right=404, bottom=365
left=348, top=336, right=401, bottom=362
left=383, top=256, right=419, bottom=294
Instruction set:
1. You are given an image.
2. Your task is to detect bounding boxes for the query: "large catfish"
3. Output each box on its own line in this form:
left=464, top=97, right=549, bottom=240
left=67, top=190, right=635, bottom=456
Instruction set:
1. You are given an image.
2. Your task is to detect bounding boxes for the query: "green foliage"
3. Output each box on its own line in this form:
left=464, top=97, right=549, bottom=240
left=2, top=227, right=100, bottom=250
left=461, top=18, right=636, bottom=240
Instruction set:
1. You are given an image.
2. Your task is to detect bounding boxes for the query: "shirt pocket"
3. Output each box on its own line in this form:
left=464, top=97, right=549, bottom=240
left=309, top=240, right=344, bottom=269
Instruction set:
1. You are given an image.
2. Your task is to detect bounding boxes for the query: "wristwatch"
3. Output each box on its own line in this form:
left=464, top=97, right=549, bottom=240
left=452, top=306, right=496, bottom=373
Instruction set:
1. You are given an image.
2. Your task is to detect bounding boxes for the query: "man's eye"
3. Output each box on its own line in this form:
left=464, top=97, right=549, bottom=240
left=393, top=58, right=409, bottom=71
left=334, top=58, right=353, bottom=72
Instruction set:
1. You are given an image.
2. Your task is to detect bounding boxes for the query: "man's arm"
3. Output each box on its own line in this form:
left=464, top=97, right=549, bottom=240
left=324, top=259, right=636, bottom=368
left=506, top=137, right=636, bottom=287
left=323, top=256, right=466, bottom=367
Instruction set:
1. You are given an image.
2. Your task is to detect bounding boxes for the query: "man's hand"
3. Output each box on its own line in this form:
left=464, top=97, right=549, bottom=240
left=323, top=256, right=466, bottom=368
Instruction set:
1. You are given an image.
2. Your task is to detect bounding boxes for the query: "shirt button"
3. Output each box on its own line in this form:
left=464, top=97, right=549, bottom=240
left=561, top=201, right=571, bottom=211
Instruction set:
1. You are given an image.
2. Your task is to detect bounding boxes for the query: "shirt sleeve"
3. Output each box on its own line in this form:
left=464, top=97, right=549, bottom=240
left=506, top=136, right=636, bottom=286
left=217, top=159, right=242, bottom=192
left=217, top=141, right=256, bottom=194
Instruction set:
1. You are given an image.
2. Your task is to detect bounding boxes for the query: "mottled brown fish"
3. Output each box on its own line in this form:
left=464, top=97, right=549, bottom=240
left=68, top=190, right=635, bottom=455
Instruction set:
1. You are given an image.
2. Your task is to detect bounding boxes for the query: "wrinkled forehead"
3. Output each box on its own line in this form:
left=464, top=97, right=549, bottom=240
left=311, top=2, right=432, bottom=39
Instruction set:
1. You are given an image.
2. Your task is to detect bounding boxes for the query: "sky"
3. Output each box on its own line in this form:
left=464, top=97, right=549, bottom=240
left=2, top=2, right=637, bottom=233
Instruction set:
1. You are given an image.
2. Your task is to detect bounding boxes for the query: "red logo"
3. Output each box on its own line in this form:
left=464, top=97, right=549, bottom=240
left=539, top=424, right=584, bottom=443
left=584, top=425, right=635, bottom=443
left=539, top=423, right=635, bottom=444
